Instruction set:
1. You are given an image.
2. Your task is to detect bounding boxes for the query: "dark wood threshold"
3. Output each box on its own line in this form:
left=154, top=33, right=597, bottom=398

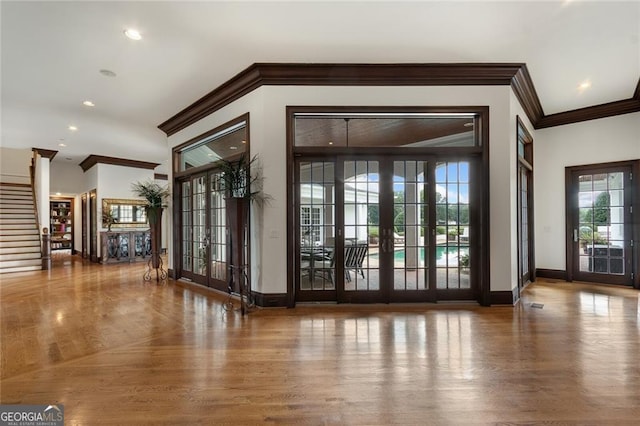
left=489, top=288, right=519, bottom=305
left=253, top=292, right=288, bottom=308
left=536, top=268, right=568, bottom=281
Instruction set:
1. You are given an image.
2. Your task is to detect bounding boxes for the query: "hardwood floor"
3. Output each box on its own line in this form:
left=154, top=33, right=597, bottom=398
left=1, top=255, right=639, bottom=424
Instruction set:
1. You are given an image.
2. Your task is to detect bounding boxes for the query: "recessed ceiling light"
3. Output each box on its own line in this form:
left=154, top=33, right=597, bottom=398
left=124, top=29, right=142, bottom=41
left=241, top=140, right=247, bottom=144
left=58, top=143, right=66, bottom=147
left=55, top=192, right=61, bottom=196
left=99, top=69, right=117, bottom=78
left=328, top=141, right=333, bottom=145
left=83, top=100, right=95, bottom=107
left=578, top=81, right=591, bottom=90
left=68, top=125, right=77, bottom=131
left=229, top=146, right=238, bottom=150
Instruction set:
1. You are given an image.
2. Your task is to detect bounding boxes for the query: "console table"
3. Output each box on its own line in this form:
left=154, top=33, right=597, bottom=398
left=101, top=230, right=151, bottom=264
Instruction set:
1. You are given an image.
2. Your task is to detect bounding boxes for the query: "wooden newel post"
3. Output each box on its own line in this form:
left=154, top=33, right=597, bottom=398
left=226, top=197, right=250, bottom=313
left=41, top=228, right=51, bottom=270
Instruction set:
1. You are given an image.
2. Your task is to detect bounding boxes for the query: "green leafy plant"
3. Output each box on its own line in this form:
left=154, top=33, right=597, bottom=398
left=102, top=209, right=118, bottom=231
left=131, top=180, right=170, bottom=224
left=131, top=180, right=170, bottom=208
left=217, top=154, right=268, bottom=203
left=459, top=253, right=470, bottom=268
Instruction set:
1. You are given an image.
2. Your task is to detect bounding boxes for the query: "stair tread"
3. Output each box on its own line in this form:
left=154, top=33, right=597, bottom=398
left=0, top=259, right=42, bottom=268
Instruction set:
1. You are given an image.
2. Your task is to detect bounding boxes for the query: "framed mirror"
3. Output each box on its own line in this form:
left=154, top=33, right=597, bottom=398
left=102, top=198, right=149, bottom=229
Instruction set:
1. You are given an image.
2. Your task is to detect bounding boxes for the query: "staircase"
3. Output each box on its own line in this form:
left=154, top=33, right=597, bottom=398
left=0, top=183, right=42, bottom=273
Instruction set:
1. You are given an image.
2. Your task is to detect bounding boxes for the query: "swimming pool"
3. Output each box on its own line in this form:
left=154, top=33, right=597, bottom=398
left=372, top=246, right=468, bottom=266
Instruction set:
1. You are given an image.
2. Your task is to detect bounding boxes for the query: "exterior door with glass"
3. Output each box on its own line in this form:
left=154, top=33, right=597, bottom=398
left=568, top=165, right=633, bottom=285
left=179, top=171, right=229, bottom=291
left=296, top=157, right=474, bottom=303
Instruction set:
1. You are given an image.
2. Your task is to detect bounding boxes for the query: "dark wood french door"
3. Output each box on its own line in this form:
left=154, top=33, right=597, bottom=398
left=295, top=156, right=476, bottom=303
left=89, top=189, right=97, bottom=262
left=81, top=193, right=87, bottom=258
left=516, top=117, right=534, bottom=297
left=179, top=170, right=229, bottom=291
left=518, top=165, right=533, bottom=289
left=567, top=163, right=634, bottom=285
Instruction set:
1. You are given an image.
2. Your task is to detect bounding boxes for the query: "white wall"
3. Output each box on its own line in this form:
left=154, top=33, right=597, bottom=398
left=0, top=147, right=31, bottom=184
left=34, top=154, right=50, bottom=233
left=535, top=112, right=640, bottom=271
left=50, top=161, right=85, bottom=195
left=96, top=163, right=155, bottom=231
left=169, top=85, right=515, bottom=296
left=96, top=164, right=154, bottom=201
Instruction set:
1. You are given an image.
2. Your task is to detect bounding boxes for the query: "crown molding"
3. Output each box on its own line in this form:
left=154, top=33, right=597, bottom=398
left=158, top=63, right=535, bottom=136
left=32, top=148, right=58, bottom=160
left=511, top=65, right=545, bottom=126
left=536, top=98, right=640, bottom=129
left=158, top=63, right=640, bottom=135
left=79, top=155, right=159, bottom=172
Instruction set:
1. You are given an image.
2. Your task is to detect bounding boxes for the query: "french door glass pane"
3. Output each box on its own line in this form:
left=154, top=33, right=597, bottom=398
left=344, top=161, right=378, bottom=291
left=210, top=171, right=227, bottom=281
left=299, top=161, right=335, bottom=291
left=393, top=160, right=429, bottom=290
left=520, top=167, right=529, bottom=276
left=192, top=176, right=207, bottom=276
left=578, top=172, right=625, bottom=275
left=181, top=181, right=192, bottom=272
left=435, top=161, right=470, bottom=289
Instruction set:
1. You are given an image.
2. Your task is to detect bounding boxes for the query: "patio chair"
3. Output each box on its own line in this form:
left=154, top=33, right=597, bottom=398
left=301, top=247, right=335, bottom=283
left=344, top=243, right=368, bottom=282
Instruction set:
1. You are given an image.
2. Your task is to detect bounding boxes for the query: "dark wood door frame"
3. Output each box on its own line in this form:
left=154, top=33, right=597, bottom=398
left=81, top=193, right=87, bottom=258
left=565, top=160, right=638, bottom=287
left=292, top=154, right=482, bottom=304
left=287, top=106, right=491, bottom=307
left=89, top=189, right=97, bottom=263
left=516, top=116, right=535, bottom=300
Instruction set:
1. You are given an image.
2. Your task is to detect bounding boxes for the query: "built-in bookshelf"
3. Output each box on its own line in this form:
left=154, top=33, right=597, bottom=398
left=50, top=199, right=73, bottom=251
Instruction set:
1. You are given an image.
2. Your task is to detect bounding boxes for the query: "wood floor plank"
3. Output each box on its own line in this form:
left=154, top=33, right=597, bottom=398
left=1, top=255, right=640, bottom=424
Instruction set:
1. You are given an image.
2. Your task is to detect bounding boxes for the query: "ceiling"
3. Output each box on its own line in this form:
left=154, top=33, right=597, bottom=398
left=1, top=1, right=638, bottom=175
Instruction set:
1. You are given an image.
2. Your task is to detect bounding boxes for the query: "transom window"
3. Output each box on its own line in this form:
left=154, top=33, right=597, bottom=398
left=294, top=113, right=479, bottom=148
left=177, top=121, right=247, bottom=172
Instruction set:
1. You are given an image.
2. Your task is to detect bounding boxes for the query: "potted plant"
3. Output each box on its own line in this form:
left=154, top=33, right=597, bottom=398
left=102, top=209, right=118, bottom=232
left=217, top=154, right=265, bottom=313
left=459, top=252, right=470, bottom=274
left=131, top=180, right=170, bottom=280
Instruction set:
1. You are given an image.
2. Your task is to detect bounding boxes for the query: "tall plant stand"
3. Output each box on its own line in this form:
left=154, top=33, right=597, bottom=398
left=143, top=206, right=167, bottom=282
left=226, top=197, right=254, bottom=314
